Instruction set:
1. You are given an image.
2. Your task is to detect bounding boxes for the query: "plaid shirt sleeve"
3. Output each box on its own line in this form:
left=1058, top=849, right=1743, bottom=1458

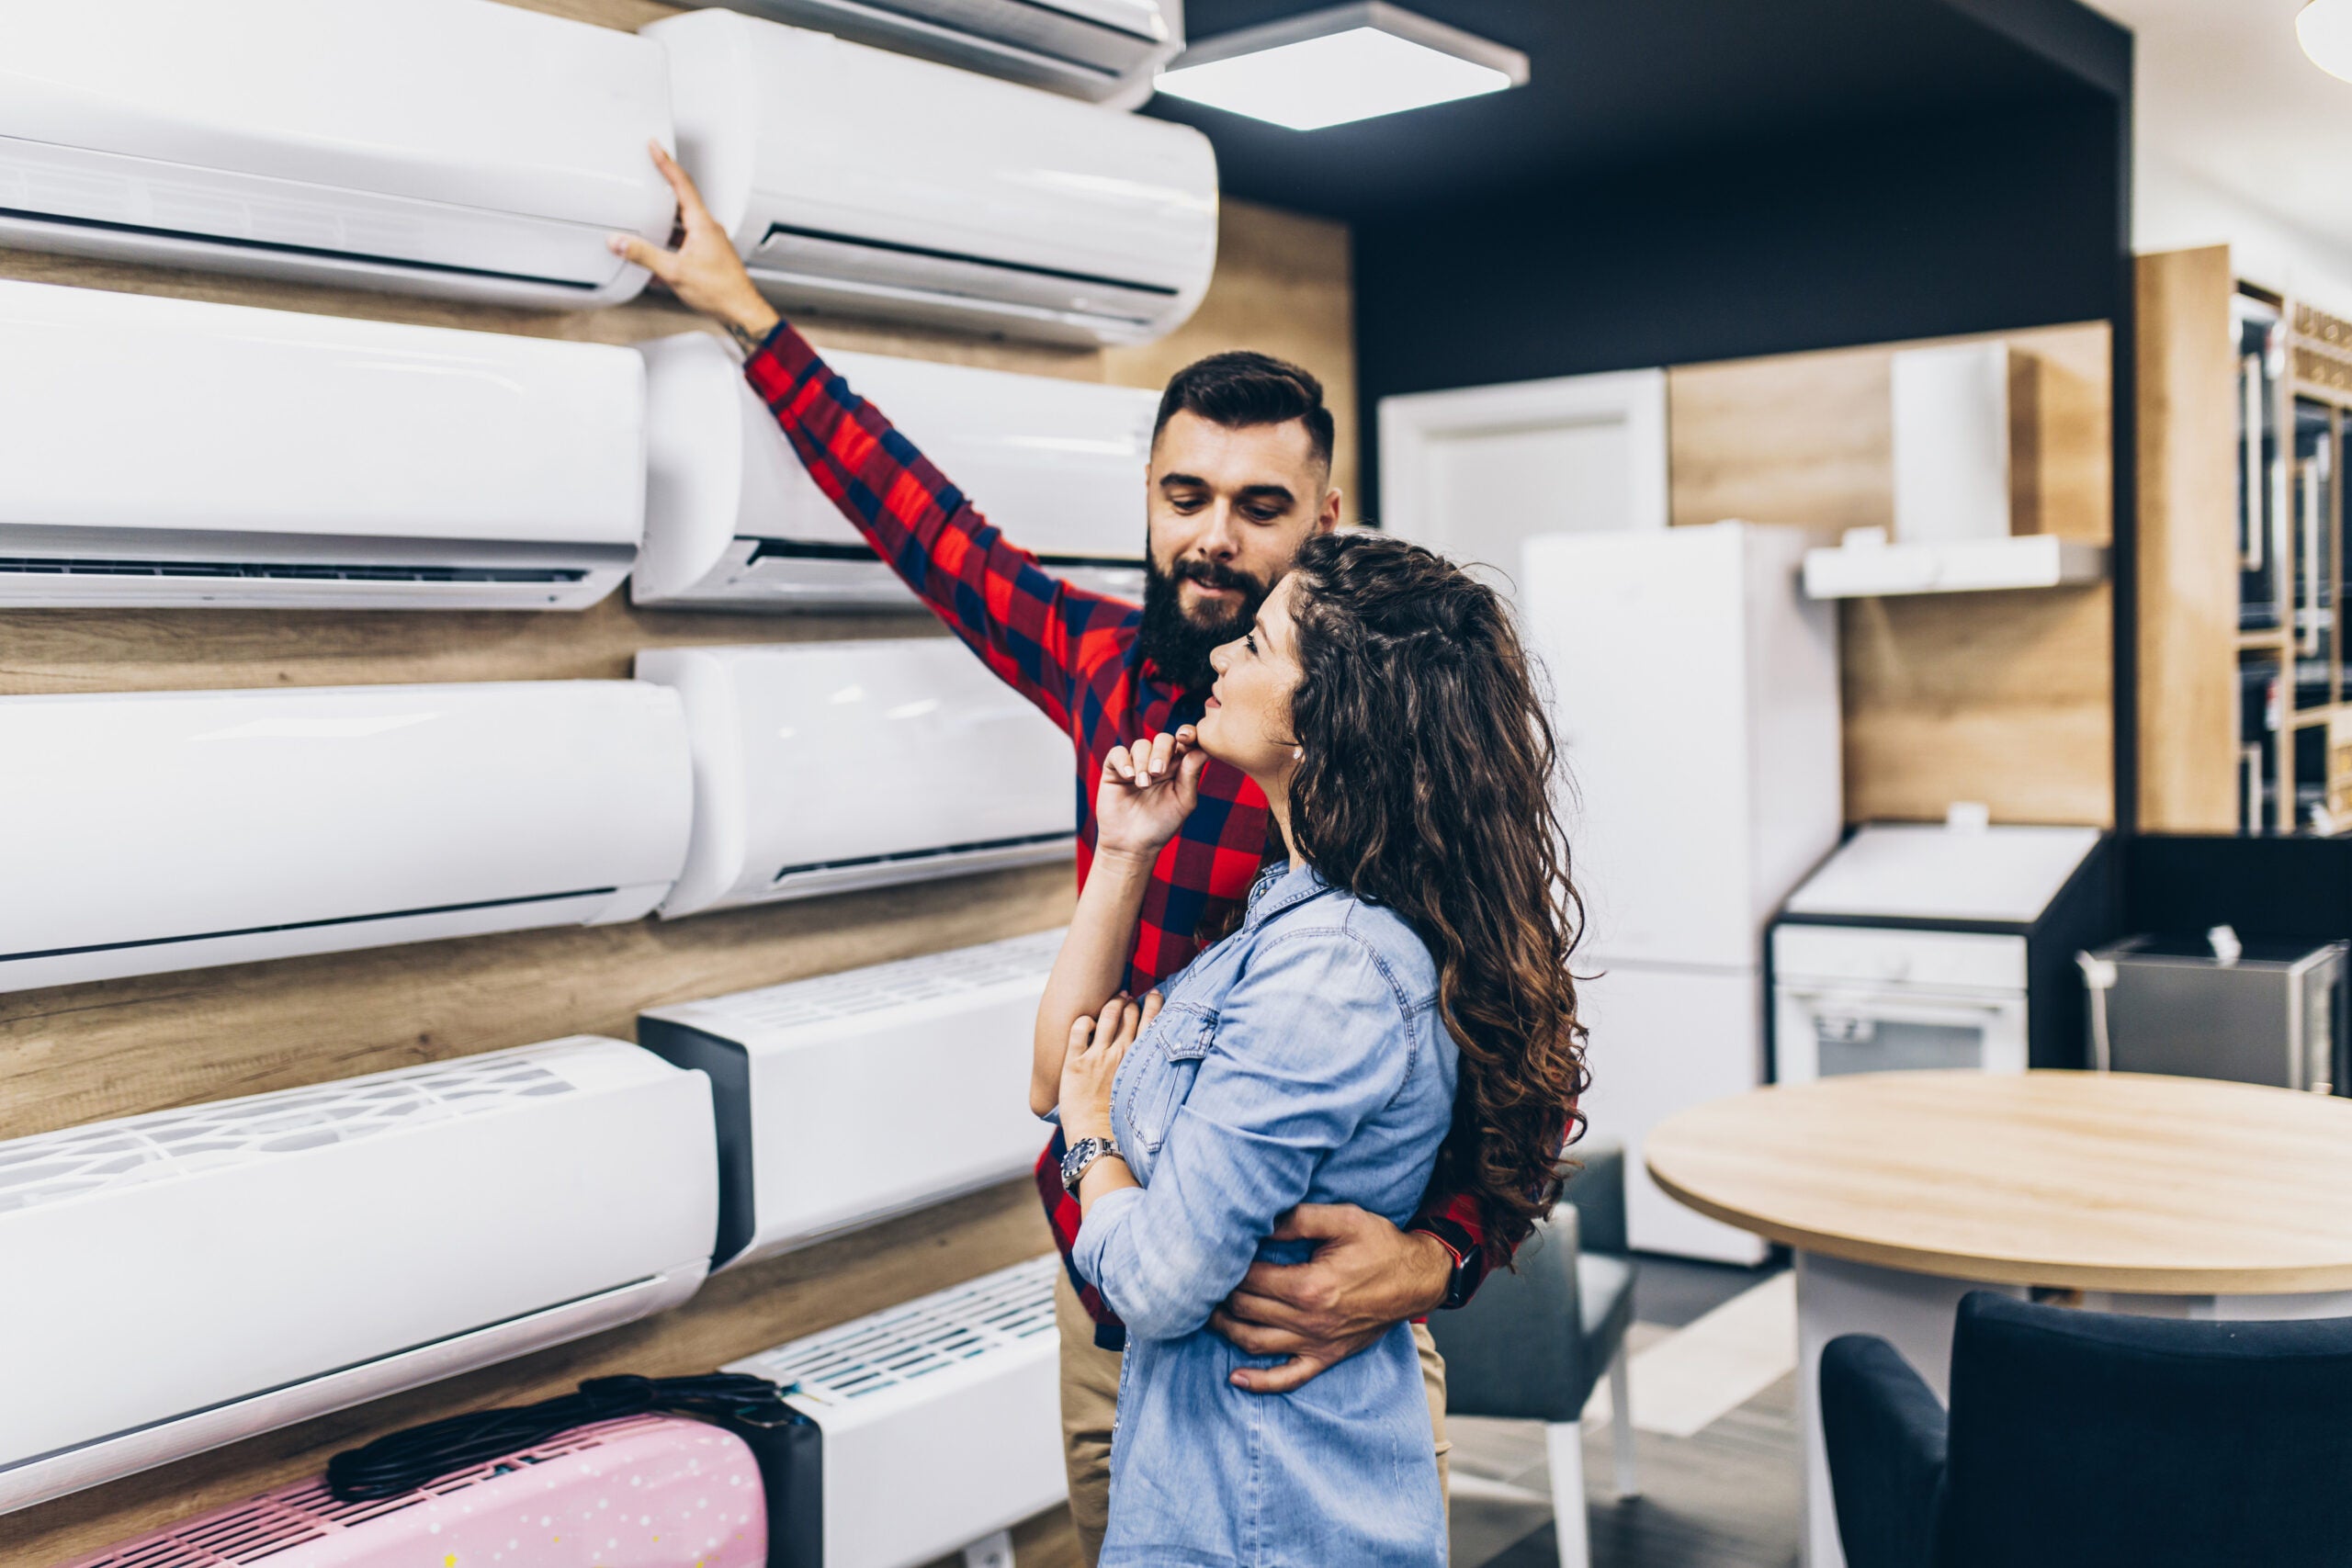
left=741, top=320, right=1133, bottom=728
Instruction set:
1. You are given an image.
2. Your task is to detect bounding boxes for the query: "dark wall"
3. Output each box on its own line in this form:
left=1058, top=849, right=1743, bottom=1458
left=1351, top=94, right=2122, bottom=522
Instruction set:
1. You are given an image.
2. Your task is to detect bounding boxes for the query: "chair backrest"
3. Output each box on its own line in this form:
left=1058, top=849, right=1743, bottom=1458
left=1427, top=1205, right=1584, bottom=1423
left=1940, top=1291, right=2352, bottom=1568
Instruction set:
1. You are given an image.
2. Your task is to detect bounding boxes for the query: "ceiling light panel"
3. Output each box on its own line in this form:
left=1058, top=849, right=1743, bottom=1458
left=1155, top=2, right=1529, bottom=131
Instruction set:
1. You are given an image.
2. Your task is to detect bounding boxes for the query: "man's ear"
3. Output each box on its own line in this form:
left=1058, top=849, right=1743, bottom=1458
left=1316, top=487, right=1344, bottom=534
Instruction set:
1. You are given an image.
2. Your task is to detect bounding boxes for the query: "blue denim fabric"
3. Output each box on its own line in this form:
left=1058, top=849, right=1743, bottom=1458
left=1071, top=863, right=1457, bottom=1568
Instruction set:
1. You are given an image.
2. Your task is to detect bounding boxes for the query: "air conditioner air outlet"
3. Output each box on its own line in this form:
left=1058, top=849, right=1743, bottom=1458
left=774, top=830, right=1074, bottom=884
left=0, top=557, right=591, bottom=584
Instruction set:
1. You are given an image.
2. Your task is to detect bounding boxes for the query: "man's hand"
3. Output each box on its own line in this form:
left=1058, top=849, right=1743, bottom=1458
left=1210, top=1204, right=1454, bottom=1393
left=610, top=141, right=781, bottom=348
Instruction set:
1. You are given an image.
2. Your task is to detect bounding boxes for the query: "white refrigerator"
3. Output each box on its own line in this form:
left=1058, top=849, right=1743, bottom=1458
left=1520, top=523, right=1843, bottom=1262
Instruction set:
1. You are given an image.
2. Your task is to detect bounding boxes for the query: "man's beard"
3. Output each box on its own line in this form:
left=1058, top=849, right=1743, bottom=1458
left=1136, top=553, right=1271, bottom=694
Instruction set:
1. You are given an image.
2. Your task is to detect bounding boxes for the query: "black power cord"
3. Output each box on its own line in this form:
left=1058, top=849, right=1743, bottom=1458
left=326, top=1372, right=803, bottom=1502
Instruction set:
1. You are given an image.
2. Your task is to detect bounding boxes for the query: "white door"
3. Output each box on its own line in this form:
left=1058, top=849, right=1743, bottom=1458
left=1378, top=367, right=1668, bottom=591
left=1575, top=959, right=1769, bottom=1264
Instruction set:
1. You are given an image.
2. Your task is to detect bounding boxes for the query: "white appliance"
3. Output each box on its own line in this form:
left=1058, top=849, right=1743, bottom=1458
left=61, top=1416, right=767, bottom=1568
left=0, top=0, right=675, bottom=308
left=635, top=640, right=1074, bottom=917
left=668, top=0, right=1182, bottom=107
left=1891, top=342, right=2013, bottom=544
left=729, top=1255, right=1063, bottom=1568
left=0, top=1038, right=718, bottom=1515
left=634, top=333, right=1151, bottom=612
left=639, top=929, right=1064, bottom=1269
left=1520, top=523, right=1843, bottom=1262
left=1773, top=822, right=2109, bottom=1081
left=0, top=681, right=693, bottom=994
left=645, top=9, right=1217, bottom=346
left=0, top=280, right=645, bottom=609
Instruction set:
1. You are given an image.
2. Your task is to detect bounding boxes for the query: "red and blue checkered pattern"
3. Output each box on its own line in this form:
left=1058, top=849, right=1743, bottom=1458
left=745, top=322, right=1494, bottom=1341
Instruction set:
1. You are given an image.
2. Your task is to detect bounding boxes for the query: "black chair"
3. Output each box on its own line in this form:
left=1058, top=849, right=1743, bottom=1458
left=1822, top=1290, right=2352, bottom=1568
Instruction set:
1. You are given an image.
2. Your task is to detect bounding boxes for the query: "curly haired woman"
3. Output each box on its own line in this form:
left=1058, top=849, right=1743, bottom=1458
left=1032, top=530, right=1589, bottom=1567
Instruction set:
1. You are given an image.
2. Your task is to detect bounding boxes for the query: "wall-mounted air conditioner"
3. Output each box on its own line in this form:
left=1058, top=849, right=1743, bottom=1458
left=0, top=1039, right=718, bottom=1515
left=639, top=929, right=1064, bottom=1269
left=0, top=681, right=692, bottom=995
left=0, top=281, right=646, bottom=609
left=666, top=0, right=1182, bottom=107
left=728, top=1256, right=1065, bottom=1568
left=645, top=10, right=1216, bottom=346
left=62, top=1416, right=767, bottom=1568
left=0, top=0, right=674, bottom=307
left=635, top=640, right=1073, bottom=917
left=634, top=333, right=1151, bottom=612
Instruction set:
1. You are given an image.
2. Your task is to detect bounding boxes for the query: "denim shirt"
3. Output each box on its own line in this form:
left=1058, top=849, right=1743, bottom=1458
left=1071, top=862, right=1457, bottom=1568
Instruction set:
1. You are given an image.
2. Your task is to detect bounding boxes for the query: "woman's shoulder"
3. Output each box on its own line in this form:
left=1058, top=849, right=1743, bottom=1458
left=1255, top=886, right=1438, bottom=1016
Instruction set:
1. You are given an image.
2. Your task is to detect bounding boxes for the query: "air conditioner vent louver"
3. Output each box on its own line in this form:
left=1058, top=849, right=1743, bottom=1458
left=734, top=1256, right=1056, bottom=1404
left=716, top=929, right=1063, bottom=1032
left=0, top=558, right=589, bottom=585
left=0, top=1052, right=579, bottom=1217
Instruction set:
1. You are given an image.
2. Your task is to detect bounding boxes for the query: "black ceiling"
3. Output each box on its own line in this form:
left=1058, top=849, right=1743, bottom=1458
left=1144, top=0, right=2114, bottom=223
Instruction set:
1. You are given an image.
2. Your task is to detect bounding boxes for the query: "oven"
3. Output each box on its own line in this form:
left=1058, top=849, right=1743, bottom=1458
left=1771, top=924, right=2030, bottom=1082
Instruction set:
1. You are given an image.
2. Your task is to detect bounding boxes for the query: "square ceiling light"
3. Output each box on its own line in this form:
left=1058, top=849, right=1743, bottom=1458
left=1153, top=2, right=1530, bottom=131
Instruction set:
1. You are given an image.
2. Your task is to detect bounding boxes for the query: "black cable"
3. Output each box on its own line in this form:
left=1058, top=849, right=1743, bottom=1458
left=326, top=1372, right=802, bottom=1502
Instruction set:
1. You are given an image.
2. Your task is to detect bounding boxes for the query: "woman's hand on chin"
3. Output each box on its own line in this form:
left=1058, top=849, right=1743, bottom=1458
left=1060, top=991, right=1160, bottom=1140
left=1095, top=728, right=1208, bottom=865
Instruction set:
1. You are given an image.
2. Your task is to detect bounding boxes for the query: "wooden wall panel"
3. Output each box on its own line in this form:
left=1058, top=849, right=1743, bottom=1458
left=0, top=3, right=1353, bottom=1557
left=2133, top=247, right=2242, bottom=833
left=1668, top=321, right=2115, bottom=826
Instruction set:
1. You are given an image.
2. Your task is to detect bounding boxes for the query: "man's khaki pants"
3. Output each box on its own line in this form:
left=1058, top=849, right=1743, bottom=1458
left=1054, top=1269, right=1451, bottom=1566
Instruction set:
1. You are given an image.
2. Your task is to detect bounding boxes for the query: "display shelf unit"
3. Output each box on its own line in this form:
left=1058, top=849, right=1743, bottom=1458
left=2236, top=290, right=2352, bottom=834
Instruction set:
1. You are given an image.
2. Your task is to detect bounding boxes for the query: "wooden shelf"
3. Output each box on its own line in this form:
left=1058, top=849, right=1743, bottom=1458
left=1802, top=534, right=2107, bottom=599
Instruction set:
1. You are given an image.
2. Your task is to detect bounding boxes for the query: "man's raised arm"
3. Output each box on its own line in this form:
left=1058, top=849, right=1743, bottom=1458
left=613, top=141, right=1126, bottom=729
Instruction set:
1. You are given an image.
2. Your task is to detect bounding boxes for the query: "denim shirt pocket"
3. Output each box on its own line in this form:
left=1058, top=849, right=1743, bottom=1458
left=1121, top=1003, right=1218, bottom=1158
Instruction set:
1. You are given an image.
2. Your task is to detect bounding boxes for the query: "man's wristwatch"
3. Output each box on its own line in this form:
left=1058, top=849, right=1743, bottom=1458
left=1060, top=1134, right=1123, bottom=1194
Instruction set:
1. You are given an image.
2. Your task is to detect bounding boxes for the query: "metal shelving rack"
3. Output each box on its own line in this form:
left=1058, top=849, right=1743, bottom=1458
left=2234, top=285, right=2352, bottom=835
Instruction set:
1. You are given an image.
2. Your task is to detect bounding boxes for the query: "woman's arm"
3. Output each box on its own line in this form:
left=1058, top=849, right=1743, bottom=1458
left=1070, top=930, right=1417, bottom=1343
left=1031, top=729, right=1207, bottom=1116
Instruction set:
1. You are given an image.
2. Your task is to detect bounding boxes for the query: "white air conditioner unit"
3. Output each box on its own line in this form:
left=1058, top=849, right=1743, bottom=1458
left=639, top=928, right=1064, bottom=1269
left=635, top=640, right=1074, bottom=917
left=0, top=1038, right=719, bottom=1515
left=634, top=333, right=1150, bottom=612
left=729, top=1256, right=1065, bottom=1568
left=0, top=0, right=675, bottom=308
left=665, top=0, right=1182, bottom=107
left=0, top=280, right=646, bottom=609
left=0, top=681, right=693, bottom=995
left=644, top=9, right=1217, bottom=346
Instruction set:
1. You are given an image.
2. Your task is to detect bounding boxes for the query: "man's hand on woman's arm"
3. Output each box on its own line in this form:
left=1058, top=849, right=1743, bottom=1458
left=610, top=141, right=780, bottom=350
left=1210, top=1203, right=1454, bottom=1393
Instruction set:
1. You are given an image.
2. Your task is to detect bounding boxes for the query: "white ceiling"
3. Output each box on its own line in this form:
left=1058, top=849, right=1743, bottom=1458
left=2088, top=0, right=2352, bottom=263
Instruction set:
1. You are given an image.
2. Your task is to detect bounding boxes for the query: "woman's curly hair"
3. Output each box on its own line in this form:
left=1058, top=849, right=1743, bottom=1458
left=1281, top=529, right=1588, bottom=1269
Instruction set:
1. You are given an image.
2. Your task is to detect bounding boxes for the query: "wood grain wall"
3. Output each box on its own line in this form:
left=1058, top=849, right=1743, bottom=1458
left=2132, top=246, right=2241, bottom=834
left=1667, top=321, right=2116, bottom=826
left=0, top=3, right=1353, bottom=1556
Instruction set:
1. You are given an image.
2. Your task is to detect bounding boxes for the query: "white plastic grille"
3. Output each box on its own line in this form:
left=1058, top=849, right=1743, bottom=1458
left=59, top=1416, right=673, bottom=1568
left=698, top=929, right=1064, bottom=1033
left=735, top=1255, right=1057, bottom=1403
left=0, top=1048, right=585, bottom=1218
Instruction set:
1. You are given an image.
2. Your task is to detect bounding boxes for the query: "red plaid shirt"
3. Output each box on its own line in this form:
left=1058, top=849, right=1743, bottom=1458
left=744, top=322, right=1493, bottom=1348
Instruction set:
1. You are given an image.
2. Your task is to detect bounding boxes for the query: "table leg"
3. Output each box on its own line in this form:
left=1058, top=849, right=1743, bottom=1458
left=1792, top=1253, right=2026, bottom=1568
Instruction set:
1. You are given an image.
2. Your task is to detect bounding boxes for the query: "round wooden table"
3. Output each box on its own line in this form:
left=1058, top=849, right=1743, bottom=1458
left=1646, top=1070, right=2352, bottom=1568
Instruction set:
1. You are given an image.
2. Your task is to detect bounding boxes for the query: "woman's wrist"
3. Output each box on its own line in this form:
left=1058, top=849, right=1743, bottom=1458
left=1090, top=843, right=1162, bottom=875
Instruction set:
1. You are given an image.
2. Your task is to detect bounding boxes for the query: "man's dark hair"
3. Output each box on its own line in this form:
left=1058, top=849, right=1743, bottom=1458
left=1152, top=351, right=1334, bottom=471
